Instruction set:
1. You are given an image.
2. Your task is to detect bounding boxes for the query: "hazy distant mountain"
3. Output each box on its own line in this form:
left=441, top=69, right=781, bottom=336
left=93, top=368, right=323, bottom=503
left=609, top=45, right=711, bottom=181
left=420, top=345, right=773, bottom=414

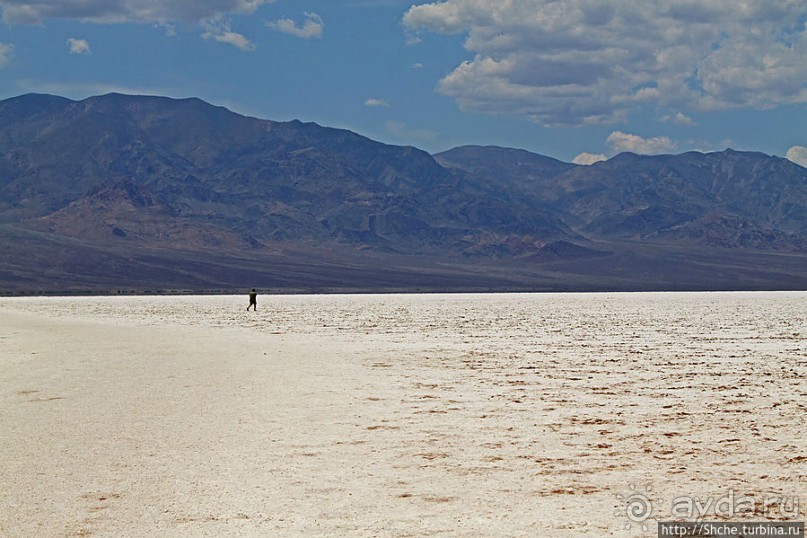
left=437, top=145, right=807, bottom=251
left=0, top=93, right=805, bottom=292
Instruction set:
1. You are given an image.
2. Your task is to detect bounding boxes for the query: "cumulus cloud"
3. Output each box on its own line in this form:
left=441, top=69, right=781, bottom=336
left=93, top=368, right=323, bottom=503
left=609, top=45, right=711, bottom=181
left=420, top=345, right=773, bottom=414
left=2, top=0, right=270, bottom=49
left=661, top=112, right=697, bottom=126
left=157, top=23, right=177, bottom=37
left=786, top=146, right=807, bottom=167
left=67, top=37, right=91, bottom=54
left=607, top=131, right=677, bottom=155
left=403, top=0, right=807, bottom=126
left=0, top=0, right=274, bottom=24
left=267, top=12, right=324, bottom=39
left=572, top=152, right=607, bottom=165
left=0, top=42, right=13, bottom=66
left=364, top=98, right=390, bottom=107
left=202, top=18, right=255, bottom=50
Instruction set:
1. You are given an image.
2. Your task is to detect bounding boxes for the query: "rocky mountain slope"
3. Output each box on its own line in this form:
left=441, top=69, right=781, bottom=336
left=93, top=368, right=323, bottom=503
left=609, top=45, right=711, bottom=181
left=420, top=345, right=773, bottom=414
left=1, top=93, right=805, bottom=292
left=0, top=93, right=569, bottom=255
left=436, top=146, right=806, bottom=251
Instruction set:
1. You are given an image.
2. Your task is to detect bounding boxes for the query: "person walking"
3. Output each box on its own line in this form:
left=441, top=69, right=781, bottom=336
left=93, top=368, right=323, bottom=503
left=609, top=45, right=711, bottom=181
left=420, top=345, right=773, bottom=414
left=247, top=289, right=257, bottom=311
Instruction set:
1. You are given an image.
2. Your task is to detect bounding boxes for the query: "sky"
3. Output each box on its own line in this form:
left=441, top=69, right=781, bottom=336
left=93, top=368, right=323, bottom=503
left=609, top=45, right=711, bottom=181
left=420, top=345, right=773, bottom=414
left=0, top=0, right=805, bottom=166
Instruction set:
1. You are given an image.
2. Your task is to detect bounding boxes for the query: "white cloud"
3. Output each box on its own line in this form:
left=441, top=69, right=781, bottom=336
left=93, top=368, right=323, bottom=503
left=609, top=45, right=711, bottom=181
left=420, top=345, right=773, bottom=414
left=606, top=131, right=677, bottom=155
left=0, top=42, right=13, bottom=66
left=202, top=17, right=255, bottom=50
left=1, top=0, right=275, bottom=24
left=404, top=0, right=807, bottom=126
left=67, top=37, right=91, bottom=54
left=405, top=33, right=422, bottom=46
left=156, top=23, right=177, bottom=37
left=572, top=152, right=607, bottom=165
left=786, top=146, right=807, bottom=167
left=364, top=98, right=390, bottom=107
left=660, top=112, right=697, bottom=126
left=267, top=12, right=324, bottom=39
left=2, top=1, right=269, bottom=48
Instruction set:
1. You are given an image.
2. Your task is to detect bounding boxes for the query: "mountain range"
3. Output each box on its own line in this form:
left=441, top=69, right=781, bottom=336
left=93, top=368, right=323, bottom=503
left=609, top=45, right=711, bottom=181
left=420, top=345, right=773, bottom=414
left=1, top=93, right=805, bottom=293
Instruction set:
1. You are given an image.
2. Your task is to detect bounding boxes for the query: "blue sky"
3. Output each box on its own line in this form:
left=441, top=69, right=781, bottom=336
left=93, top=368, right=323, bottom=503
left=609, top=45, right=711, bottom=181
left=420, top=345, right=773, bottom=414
left=0, top=0, right=805, bottom=166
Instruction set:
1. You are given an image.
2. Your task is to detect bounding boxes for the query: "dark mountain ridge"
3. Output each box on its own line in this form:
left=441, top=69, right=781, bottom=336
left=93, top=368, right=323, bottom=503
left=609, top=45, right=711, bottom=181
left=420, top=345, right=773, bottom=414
left=437, top=145, right=806, bottom=250
left=1, top=93, right=571, bottom=253
left=0, top=93, right=805, bottom=292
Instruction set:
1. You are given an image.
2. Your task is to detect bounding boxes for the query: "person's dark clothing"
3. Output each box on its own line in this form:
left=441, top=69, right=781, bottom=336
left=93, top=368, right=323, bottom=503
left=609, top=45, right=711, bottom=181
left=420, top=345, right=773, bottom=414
left=247, top=289, right=257, bottom=311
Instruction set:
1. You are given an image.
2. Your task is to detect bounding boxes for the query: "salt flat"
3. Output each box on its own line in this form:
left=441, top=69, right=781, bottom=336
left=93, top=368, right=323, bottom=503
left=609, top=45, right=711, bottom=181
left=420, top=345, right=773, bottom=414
left=1, top=292, right=805, bottom=537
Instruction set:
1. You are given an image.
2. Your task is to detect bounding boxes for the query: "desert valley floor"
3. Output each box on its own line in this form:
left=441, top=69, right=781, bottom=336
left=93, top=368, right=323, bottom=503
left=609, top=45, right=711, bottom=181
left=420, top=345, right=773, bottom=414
left=1, top=292, right=804, bottom=537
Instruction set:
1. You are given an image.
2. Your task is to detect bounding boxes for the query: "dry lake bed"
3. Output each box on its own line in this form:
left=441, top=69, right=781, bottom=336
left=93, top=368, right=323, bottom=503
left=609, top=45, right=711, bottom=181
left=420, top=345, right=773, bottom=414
left=1, top=292, right=805, bottom=537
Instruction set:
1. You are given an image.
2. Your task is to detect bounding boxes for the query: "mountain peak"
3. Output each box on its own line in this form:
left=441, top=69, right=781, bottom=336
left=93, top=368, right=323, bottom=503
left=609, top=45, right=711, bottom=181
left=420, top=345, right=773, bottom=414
left=712, top=147, right=772, bottom=158
left=0, top=93, right=73, bottom=120
left=0, top=92, right=804, bottom=291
